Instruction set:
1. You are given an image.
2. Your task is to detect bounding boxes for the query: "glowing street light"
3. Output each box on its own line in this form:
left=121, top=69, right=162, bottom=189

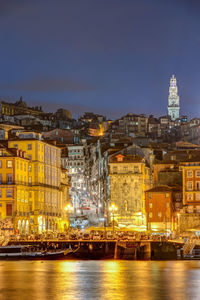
left=109, top=204, right=118, bottom=234
left=65, top=204, right=74, bottom=213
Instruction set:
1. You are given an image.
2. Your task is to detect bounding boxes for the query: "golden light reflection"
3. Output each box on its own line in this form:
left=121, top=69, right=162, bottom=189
left=0, top=261, right=200, bottom=299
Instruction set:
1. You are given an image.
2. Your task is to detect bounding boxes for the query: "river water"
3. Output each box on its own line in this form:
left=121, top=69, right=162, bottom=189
left=0, top=260, right=200, bottom=300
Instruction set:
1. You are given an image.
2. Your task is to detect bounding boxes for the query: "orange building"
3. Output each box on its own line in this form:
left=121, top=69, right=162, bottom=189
left=145, top=186, right=181, bottom=232
left=181, top=162, right=200, bottom=213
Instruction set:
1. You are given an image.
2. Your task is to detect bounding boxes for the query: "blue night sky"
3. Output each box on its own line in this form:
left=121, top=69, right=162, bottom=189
left=0, top=0, right=200, bottom=119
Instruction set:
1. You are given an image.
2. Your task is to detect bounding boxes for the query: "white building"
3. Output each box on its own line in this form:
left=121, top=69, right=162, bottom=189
left=168, top=75, right=180, bottom=121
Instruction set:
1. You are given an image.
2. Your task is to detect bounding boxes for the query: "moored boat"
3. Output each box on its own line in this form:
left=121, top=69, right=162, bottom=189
left=0, top=245, right=66, bottom=260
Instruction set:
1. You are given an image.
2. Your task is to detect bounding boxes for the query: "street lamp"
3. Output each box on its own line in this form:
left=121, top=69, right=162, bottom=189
left=65, top=204, right=74, bottom=232
left=109, top=203, right=118, bottom=235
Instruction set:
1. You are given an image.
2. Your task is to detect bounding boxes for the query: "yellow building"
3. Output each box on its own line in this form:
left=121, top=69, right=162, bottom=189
left=0, top=145, right=30, bottom=233
left=109, top=154, right=152, bottom=227
left=8, top=131, right=69, bottom=234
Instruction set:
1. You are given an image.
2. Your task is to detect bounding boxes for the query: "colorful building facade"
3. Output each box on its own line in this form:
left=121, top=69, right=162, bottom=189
left=0, top=132, right=71, bottom=234
left=109, top=154, right=152, bottom=227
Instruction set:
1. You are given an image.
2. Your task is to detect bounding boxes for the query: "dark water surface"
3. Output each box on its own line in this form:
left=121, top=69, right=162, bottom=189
left=0, top=260, right=200, bottom=300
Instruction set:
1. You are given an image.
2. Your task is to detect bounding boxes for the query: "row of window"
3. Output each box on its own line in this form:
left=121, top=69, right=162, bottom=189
left=0, top=160, right=33, bottom=171
left=149, top=193, right=169, bottom=199
left=13, top=144, right=33, bottom=151
left=186, top=206, right=200, bottom=213
left=149, top=212, right=163, bottom=218
left=149, top=202, right=170, bottom=208
left=187, top=193, right=200, bottom=201
left=113, top=166, right=140, bottom=173
left=68, top=155, right=82, bottom=159
left=0, top=174, right=13, bottom=184
left=186, top=181, right=200, bottom=191
left=67, top=162, right=84, bottom=167
left=0, top=189, right=13, bottom=198
left=187, top=170, right=200, bottom=178
left=68, top=149, right=82, bottom=153
left=14, top=143, right=46, bottom=152
left=0, top=160, right=13, bottom=168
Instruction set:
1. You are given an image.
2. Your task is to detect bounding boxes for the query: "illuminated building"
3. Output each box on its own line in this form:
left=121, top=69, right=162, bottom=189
left=145, top=186, right=181, bottom=232
left=109, top=153, right=152, bottom=227
left=62, top=144, right=87, bottom=220
left=168, top=74, right=180, bottom=121
left=181, top=162, right=200, bottom=214
left=0, top=97, right=43, bottom=119
left=0, top=145, right=29, bottom=233
left=8, top=131, right=69, bottom=233
left=118, top=113, right=148, bottom=136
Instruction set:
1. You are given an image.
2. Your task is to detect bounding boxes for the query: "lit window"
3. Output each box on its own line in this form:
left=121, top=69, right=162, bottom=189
left=187, top=181, right=193, bottom=191
left=196, top=170, right=200, bottom=177
left=28, top=165, right=32, bottom=172
left=149, top=203, right=153, bottom=208
left=7, top=174, right=13, bottom=184
left=123, top=166, right=128, bottom=172
left=6, top=189, right=13, bottom=198
left=149, top=193, right=152, bottom=199
left=113, top=166, right=118, bottom=173
left=29, top=177, right=32, bottom=184
left=7, top=161, right=12, bottom=168
left=158, top=212, right=162, bottom=218
left=188, top=193, right=193, bottom=201
left=149, top=212, right=152, bottom=218
left=196, top=193, right=200, bottom=201
left=134, top=166, right=139, bottom=173
left=165, top=193, right=169, bottom=198
left=166, top=202, right=170, bottom=208
left=187, top=170, right=193, bottom=178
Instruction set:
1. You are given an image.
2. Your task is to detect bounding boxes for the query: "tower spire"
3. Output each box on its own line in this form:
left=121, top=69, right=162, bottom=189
left=167, top=75, right=180, bottom=120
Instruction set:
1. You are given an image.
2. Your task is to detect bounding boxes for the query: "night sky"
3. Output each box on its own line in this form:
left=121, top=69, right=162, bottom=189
left=1, top=0, right=200, bottom=119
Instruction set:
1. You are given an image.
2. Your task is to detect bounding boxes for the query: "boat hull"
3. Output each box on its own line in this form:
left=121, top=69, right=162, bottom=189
left=0, top=251, right=65, bottom=260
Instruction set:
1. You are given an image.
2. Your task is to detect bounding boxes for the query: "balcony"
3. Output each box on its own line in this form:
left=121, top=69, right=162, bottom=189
left=0, top=181, right=60, bottom=189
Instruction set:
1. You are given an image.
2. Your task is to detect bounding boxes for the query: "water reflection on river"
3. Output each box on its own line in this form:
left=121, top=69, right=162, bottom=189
left=0, top=260, right=200, bottom=299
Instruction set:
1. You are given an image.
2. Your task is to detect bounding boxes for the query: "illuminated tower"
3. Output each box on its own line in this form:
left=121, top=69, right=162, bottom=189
left=168, top=75, right=180, bottom=120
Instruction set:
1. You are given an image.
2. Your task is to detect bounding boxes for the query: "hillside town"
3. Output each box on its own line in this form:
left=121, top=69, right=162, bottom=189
left=0, top=75, right=200, bottom=236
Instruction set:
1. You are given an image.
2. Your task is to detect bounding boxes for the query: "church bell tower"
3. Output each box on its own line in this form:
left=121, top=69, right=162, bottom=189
left=168, top=74, right=180, bottom=121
